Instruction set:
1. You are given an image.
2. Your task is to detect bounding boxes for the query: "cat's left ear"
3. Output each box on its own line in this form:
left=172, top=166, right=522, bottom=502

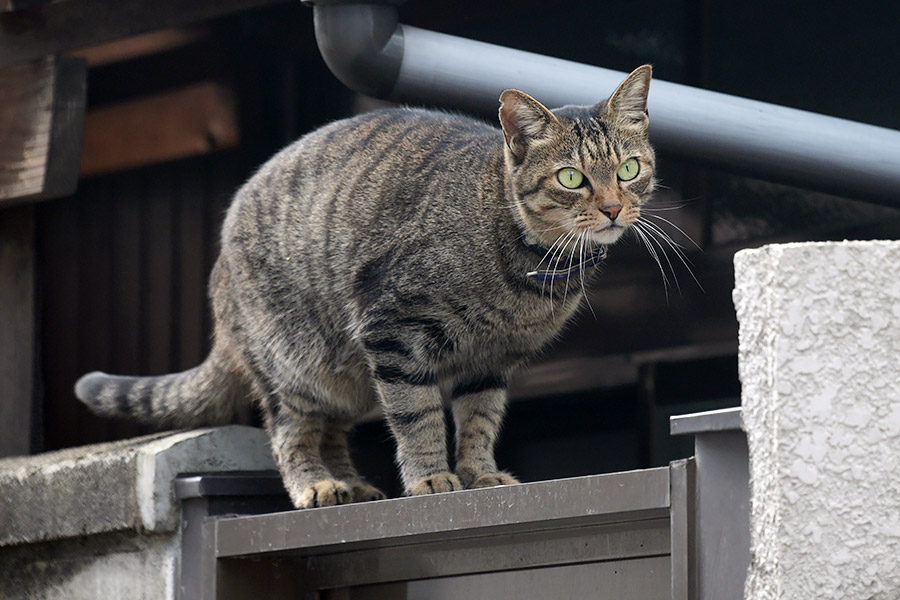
left=603, top=65, right=652, bottom=128
left=499, top=90, right=560, bottom=161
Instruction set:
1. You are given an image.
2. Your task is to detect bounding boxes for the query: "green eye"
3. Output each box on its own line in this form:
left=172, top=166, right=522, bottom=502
left=557, top=167, right=584, bottom=189
left=617, top=158, right=640, bottom=181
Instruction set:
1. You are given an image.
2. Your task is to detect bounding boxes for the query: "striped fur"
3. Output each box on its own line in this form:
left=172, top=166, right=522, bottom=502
left=75, top=66, right=657, bottom=509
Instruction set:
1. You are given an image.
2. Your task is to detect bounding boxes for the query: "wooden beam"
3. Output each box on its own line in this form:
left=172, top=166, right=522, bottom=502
left=69, top=27, right=208, bottom=67
left=0, top=205, right=36, bottom=457
left=79, top=81, right=239, bottom=177
left=1, top=0, right=51, bottom=11
left=0, top=0, right=288, bottom=70
left=0, top=56, right=86, bottom=204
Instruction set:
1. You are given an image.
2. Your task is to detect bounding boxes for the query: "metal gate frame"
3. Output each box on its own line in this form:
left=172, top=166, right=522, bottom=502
left=176, top=462, right=695, bottom=599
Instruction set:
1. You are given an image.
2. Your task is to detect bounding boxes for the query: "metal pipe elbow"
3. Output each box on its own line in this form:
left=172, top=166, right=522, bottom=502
left=307, top=1, right=405, bottom=99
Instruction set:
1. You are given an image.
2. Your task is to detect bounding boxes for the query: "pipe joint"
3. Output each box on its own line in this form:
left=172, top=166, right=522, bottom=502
left=309, top=2, right=404, bottom=98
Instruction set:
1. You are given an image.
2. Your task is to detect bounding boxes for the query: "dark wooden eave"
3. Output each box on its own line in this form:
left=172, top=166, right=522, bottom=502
left=0, top=0, right=289, bottom=70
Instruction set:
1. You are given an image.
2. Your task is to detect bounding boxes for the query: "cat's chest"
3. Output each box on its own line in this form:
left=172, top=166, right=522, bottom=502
left=454, top=294, right=581, bottom=364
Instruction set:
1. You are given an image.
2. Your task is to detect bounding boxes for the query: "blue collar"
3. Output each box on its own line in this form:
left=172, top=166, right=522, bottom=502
left=517, top=225, right=607, bottom=283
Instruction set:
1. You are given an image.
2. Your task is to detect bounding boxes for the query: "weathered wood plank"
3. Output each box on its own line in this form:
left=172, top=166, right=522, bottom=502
left=0, top=0, right=287, bottom=69
left=0, top=205, right=36, bottom=457
left=1, top=0, right=51, bottom=12
left=79, top=82, right=239, bottom=177
left=69, top=27, right=207, bottom=67
left=0, top=59, right=53, bottom=202
left=0, top=56, right=86, bottom=204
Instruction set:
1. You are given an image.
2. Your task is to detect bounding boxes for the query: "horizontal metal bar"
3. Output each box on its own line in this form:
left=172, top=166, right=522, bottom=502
left=306, top=3, right=900, bottom=204
left=291, top=519, right=671, bottom=589
left=174, top=471, right=286, bottom=500
left=670, top=407, right=743, bottom=436
left=214, top=468, right=671, bottom=558
left=392, top=25, right=900, bottom=204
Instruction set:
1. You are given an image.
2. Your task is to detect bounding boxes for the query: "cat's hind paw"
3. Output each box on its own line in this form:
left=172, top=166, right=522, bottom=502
left=351, top=481, right=387, bottom=503
left=469, top=472, right=519, bottom=489
left=408, top=472, right=462, bottom=496
left=297, top=479, right=353, bottom=509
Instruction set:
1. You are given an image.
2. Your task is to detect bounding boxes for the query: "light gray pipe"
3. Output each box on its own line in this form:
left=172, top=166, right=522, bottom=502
left=309, top=2, right=900, bottom=204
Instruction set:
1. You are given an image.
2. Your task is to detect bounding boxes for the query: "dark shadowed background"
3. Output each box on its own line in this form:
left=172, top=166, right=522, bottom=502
left=5, top=0, right=898, bottom=498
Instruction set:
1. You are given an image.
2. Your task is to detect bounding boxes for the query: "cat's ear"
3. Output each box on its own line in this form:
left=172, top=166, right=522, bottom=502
left=498, top=90, right=560, bottom=161
left=603, top=65, right=652, bottom=128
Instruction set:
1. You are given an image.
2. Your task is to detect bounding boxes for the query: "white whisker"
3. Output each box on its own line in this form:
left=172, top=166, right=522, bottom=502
left=632, top=223, right=670, bottom=301
left=547, top=230, right=578, bottom=311
left=638, top=221, right=680, bottom=295
left=535, top=231, right=569, bottom=272
left=536, top=233, right=567, bottom=305
left=644, top=213, right=702, bottom=250
left=579, top=233, right=597, bottom=319
left=642, top=204, right=688, bottom=212
left=638, top=218, right=704, bottom=291
left=535, top=229, right=575, bottom=312
left=562, top=231, right=581, bottom=305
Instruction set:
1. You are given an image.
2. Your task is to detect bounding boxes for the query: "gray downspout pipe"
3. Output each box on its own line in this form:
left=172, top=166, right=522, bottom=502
left=306, top=1, right=900, bottom=205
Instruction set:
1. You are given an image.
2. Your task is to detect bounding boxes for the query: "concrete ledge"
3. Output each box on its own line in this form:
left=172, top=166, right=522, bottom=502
left=0, top=531, right=179, bottom=600
left=734, top=241, right=900, bottom=599
left=0, top=425, right=274, bottom=547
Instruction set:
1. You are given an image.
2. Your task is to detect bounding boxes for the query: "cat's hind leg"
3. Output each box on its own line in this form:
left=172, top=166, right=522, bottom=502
left=320, top=417, right=387, bottom=503
left=260, top=395, right=352, bottom=509
left=451, top=383, right=519, bottom=489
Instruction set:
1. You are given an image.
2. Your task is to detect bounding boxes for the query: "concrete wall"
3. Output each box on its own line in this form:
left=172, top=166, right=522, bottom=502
left=0, top=426, right=274, bottom=600
left=734, top=241, right=900, bottom=600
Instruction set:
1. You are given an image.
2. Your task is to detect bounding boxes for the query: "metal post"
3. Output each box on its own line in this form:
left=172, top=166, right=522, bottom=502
left=671, top=408, right=749, bottom=600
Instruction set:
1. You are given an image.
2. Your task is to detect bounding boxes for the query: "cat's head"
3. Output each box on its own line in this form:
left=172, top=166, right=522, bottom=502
left=498, top=65, right=655, bottom=249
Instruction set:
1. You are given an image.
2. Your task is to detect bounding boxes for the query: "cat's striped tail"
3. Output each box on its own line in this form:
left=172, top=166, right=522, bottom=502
left=74, top=356, right=244, bottom=428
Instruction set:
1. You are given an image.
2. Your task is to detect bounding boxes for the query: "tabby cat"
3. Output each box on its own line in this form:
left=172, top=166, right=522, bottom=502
left=75, top=66, right=657, bottom=509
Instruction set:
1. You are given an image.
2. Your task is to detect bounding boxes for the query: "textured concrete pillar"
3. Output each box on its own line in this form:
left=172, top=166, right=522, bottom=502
left=0, top=426, right=275, bottom=600
left=734, top=241, right=900, bottom=599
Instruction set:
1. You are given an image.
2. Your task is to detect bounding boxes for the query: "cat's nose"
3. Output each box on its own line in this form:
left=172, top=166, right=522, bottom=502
left=600, top=204, right=622, bottom=221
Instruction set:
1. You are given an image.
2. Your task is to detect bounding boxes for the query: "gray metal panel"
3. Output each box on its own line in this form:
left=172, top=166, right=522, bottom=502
left=402, top=557, right=672, bottom=600
left=178, top=497, right=219, bottom=600
left=670, top=459, right=697, bottom=600
left=213, top=468, right=671, bottom=559
left=295, top=519, right=670, bottom=589
left=670, top=407, right=743, bottom=436
left=174, top=471, right=286, bottom=500
left=669, top=411, right=750, bottom=600
left=693, top=431, right=750, bottom=600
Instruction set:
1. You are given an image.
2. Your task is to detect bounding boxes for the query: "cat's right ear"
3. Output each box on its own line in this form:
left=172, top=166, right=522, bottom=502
left=498, top=90, right=560, bottom=161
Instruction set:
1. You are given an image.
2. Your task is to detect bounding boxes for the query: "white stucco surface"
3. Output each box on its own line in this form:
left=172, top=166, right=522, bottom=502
left=734, top=241, right=900, bottom=600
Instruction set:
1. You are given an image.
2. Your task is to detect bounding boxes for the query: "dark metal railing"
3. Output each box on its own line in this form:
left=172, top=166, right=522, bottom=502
left=304, top=0, right=900, bottom=205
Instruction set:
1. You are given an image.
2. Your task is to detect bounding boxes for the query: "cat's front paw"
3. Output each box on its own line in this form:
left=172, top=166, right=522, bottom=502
left=296, top=479, right=353, bottom=509
left=351, top=481, right=387, bottom=503
left=408, top=472, right=462, bottom=496
left=469, top=472, right=519, bottom=489
left=456, top=464, right=519, bottom=489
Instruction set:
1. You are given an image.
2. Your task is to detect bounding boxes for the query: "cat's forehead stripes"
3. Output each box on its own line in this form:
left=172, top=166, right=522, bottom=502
left=554, top=115, right=624, bottom=180
left=570, top=119, right=607, bottom=164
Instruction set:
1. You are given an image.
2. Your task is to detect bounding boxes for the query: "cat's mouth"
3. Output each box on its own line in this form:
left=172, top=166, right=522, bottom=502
left=589, top=223, right=628, bottom=245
